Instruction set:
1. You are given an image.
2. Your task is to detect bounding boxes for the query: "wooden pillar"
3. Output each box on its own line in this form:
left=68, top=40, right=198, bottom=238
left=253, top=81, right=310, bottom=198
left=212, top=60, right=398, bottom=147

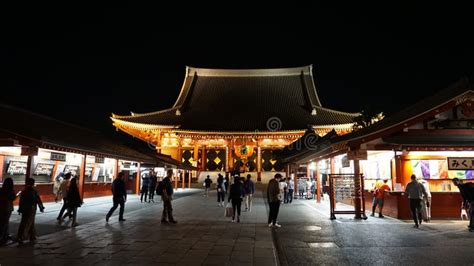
left=353, top=159, right=362, bottom=219
left=306, top=164, right=311, bottom=179
left=257, top=146, right=262, bottom=180
left=228, top=146, right=233, bottom=172
left=79, top=154, right=86, bottom=198
left=316, top=162, right=321, bottom=203
left=177, top=142, right=182, bottom=163
left=193, top=143, right=199, bottom=162
left=0, top=155, right=4, bottom=182
left=330, top=158, right=335, bottom=175
left=114, top=159, right=119, bottom=179
left=25, top=154, right=34, bottom=181
left=52, top=161, right=60, bottom=181
left=174, top=172, right=179, bottom=190
left=201, top=146, right=206, bottom=171
left=225, top=146, right=229, bottom=172
left=182, top=171, right=185, bottom=190
left=136, top=163, right=141, bottom=195
left=292, top=164, right=298, bottom=199
left=188, top=170, right=192, bottom=188
left=22, top=146, right=38, bottom=182
left=395, top=155, right=403, bottom=185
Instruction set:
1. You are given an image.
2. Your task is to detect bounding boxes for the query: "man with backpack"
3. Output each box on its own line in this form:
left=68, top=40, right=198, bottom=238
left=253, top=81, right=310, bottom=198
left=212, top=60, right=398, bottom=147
left=244, top=174, right=255, bottom=212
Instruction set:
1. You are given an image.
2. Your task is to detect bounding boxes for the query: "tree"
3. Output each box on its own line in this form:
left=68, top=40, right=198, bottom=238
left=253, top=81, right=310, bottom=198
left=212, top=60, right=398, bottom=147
left=353, top=107, right=384, bottom=131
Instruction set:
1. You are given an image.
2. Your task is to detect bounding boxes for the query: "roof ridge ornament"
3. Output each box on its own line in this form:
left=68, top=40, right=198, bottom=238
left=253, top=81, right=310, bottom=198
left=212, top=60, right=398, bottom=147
left=311, top=108, right=317, bottom=116
left=175, top=109, right=181, bottom=116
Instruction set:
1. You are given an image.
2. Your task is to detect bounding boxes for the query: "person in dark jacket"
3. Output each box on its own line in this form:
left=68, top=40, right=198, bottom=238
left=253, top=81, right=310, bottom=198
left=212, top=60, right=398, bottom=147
left=267, top=173, right=282, bottom=228
left=0, top=178, right=17, bottom=244
left=148, top=170, right=158, bottom=203
left=17, top=178, right=44, bottom=244
left=61, top=177, right=82, bottom=227
left=243, top=174, right=255, bottom=212
left=452, top=178, right=474, bottom=232
left=140, top=173, right=150, bottom=203
left=228, top=175, right=245, bottom=223
left=106, top=172, right=127, bottom=222
left=160, top=169, right=177, bottom=224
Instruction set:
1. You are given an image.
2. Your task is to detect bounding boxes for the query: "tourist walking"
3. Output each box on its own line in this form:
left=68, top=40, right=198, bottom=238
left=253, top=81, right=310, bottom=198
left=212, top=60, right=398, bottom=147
left=228, top=175, right=245, bottom=222
left=419, top=178, right=432, bottom=222
left=452, top=178, right=474, bottom=232
left=224, top=175, right=230, bottom=195
left=405, top=174, right=429, bottom=228
left=160, top=169, right=177, bottom=224
left=243, top=174, right=255, bottom=211
left=217, top=173, right=226, bottom=206
left=204, top=175, right=213, bottom=197
left=140, top=172, right=150, bottom=203
left=17, top=178, right=44, bottom=244
left=371, top=179, right=391, bottom=218
left=61, top=177, right=82, bottom=227
left=267, top=173, right=282, bottom=228
left=56, top=172, right=71, bottom=224
left=106, top=172, right=127, bottom=222
left=148, top=170, right=157, bottom=203
left=286, top=177, right=294, bottom=203
left=0, top=178, right=17, bottom=245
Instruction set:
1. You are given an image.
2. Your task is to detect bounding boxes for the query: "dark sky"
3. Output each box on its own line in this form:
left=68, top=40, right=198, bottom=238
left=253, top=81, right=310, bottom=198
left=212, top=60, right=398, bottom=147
left=1, top=4, right=472, bottom=137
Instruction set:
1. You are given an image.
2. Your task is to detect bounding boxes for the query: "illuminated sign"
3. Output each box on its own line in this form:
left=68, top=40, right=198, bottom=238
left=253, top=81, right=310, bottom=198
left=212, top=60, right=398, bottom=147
left=50, top=152, right=66, bottom=161
left=347, top=150, right=367, bottom=160
left=447, top=157, right=474, bottom=170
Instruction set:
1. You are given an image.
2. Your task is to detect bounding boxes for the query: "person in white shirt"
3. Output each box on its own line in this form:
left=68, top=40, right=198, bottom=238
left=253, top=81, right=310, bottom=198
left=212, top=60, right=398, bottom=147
left=279, top=179, right=288, bottom=203
left=418, top=178, right=432, bottom=222
left=405, top=174, right=429, bottom=228
left=286, top=177, right=295, bottom=203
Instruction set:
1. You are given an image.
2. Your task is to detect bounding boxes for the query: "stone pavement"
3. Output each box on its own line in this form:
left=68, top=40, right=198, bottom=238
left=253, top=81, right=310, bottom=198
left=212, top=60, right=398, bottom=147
left=0, top=187, right=277, bottom=265
left=273, top=196, right=474, bottom=265
left=1, top=186, right=473, bottom=265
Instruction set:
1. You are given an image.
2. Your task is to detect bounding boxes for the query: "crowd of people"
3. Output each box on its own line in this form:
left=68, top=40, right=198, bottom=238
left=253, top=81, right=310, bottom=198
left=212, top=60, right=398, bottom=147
left=0, top=169, right=472, bottom=247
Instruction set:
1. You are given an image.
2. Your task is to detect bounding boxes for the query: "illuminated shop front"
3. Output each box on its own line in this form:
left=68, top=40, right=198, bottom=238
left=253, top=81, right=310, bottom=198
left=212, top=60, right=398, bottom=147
left=281, top=79, right=474, bottom=219
left=0, top=103, right=188, bottom=201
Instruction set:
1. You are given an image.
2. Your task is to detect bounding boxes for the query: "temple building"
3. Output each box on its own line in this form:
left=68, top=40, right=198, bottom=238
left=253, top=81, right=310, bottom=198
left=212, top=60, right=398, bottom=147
left=111, top=66, right=359, bottom=182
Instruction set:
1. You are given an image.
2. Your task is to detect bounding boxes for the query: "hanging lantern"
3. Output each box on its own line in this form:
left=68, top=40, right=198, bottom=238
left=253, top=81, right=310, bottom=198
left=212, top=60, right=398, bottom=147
left=234, top=144, right=254, bottom=159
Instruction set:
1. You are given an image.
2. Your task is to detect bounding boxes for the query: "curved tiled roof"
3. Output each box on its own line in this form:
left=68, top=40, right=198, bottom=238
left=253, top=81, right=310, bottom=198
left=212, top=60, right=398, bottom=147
left=113, top=66, right=359, bottom=131
left=0, top=104, right=171, bottom=164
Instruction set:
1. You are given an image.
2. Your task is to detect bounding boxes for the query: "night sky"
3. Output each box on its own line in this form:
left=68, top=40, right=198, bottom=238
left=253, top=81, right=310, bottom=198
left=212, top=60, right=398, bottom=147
left=1, top=4, right=472, bottom=138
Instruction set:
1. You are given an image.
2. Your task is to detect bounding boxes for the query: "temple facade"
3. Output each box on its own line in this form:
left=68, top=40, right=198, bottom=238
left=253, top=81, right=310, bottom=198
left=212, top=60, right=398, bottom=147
left=111, top=66, right=359, bottom=182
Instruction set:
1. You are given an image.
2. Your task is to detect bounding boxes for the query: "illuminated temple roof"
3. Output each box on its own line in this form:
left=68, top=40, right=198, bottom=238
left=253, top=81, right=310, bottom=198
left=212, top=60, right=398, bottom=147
left=112, top=66, right=359, bottom=132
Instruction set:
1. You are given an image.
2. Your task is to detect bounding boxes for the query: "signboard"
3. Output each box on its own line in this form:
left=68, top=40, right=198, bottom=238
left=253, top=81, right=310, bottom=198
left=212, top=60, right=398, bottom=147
left=447, top=157, right=474, bottom=170
left=50, top=152, right=66, bottom=161
left=95, top=156, right=105, bottom=164
left=6, top=160, right=27, bottom=175
left=64, top=165, right=80, bottom=176
left=347, top=150, right=368, bottom=160
left=33, top=163, right=54, bottom=176
left=341, top=155, right=350, bottom=167
left=21, top=146, right=38, bottom=156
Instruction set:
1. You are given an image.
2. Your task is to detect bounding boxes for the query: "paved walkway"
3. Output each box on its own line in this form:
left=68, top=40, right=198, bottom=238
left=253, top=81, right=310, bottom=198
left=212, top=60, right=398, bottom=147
left=1, top=186, right=473, bottom=265
left=0, top=188, right=277, bottom=265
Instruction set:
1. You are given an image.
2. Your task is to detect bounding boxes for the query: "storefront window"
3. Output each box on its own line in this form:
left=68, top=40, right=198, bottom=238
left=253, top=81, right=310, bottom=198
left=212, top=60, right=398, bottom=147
left=3, top=155, right=28, bottom=183
left=411, top=159, right=473, bottom=180
left=360, top=151, right=393, bottom=190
